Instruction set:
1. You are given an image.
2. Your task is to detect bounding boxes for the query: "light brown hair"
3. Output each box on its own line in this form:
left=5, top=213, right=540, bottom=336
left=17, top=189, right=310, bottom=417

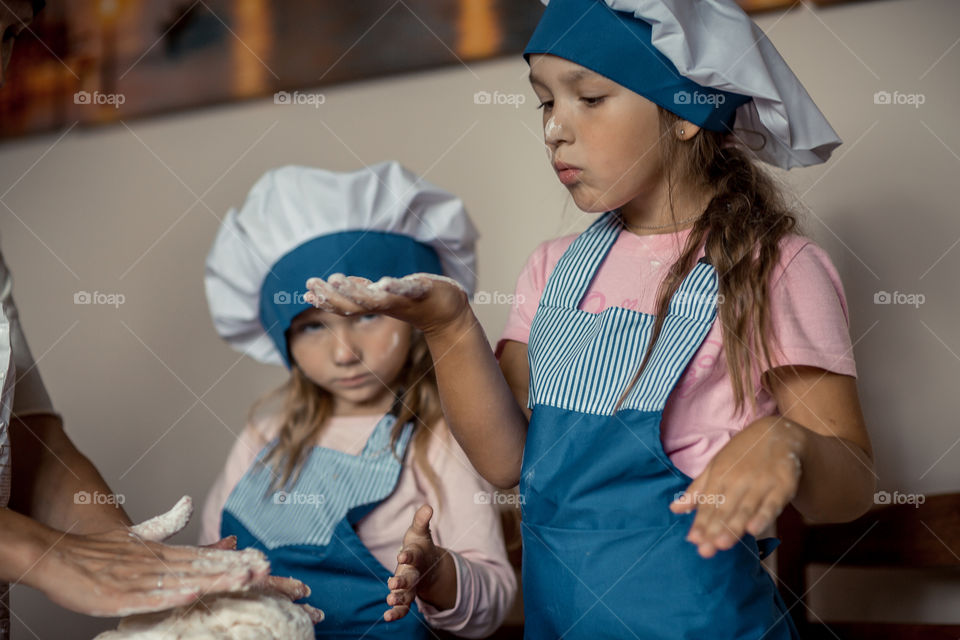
left=614, top=109, right=799, bottom=416
left=253, top=328, right=446, bottom=499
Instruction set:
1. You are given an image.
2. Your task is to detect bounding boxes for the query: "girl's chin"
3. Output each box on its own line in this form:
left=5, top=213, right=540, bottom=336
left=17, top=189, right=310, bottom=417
left=570, top=193, right=619, bottom=214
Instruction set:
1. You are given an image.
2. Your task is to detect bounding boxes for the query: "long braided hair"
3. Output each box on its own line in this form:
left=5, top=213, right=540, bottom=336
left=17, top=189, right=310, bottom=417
left=613, top=109, right=800, bottom=416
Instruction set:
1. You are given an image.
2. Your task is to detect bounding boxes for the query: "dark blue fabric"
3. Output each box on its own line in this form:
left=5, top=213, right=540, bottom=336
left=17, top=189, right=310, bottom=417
left=520, top=406, right=798, bottom=639
left=223, top=505, right=429, bottom=639
left=524, top=0, right=752, bottom=132
left=258, top=231, right=443, bottom=367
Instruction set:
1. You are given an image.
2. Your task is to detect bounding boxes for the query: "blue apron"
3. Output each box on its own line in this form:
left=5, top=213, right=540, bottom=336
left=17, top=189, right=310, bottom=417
left=221, top=413, right=430, bottom=639
left=520, top=211, right=800, bottom=639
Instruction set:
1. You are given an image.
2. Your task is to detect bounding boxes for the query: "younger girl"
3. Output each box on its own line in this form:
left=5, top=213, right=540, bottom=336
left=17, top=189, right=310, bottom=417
left=200, top=162, right=516, bottom=638
left=305, top=1, right=876, bottom=638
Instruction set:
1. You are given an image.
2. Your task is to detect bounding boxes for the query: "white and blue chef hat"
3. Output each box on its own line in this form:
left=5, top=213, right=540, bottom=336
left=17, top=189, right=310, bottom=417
left=205, top=161, right=478, bottom=368
left=526, top=0, right=842, bottom=169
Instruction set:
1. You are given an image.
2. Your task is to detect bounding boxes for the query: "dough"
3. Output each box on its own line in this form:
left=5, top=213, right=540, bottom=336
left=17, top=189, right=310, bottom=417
left=93, top=593, right=313, bottom=640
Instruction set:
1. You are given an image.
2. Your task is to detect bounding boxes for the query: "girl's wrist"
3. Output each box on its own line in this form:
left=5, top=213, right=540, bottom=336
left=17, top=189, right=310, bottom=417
left=416, top=547, right=457, bottom=611
left=422, top=307, right=477, bottom=342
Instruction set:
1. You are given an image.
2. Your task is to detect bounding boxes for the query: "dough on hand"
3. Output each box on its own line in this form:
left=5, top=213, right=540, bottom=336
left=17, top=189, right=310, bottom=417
left=94, top=593, right=313, bottom=640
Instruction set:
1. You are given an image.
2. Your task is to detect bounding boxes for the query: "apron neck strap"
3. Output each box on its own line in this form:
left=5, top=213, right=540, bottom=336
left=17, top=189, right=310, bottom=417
left=360, top=412, right=415, bottom=459
left=539, top=211, right=622, bottom=309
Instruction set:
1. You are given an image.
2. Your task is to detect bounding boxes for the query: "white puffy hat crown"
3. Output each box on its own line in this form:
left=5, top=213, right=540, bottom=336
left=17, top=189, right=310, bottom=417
left=205, top=162, right=478, bottom=367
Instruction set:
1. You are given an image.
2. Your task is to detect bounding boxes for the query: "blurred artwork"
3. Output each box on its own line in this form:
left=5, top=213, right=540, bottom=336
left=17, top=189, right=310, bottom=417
left=0, top=0, right=873, bottom=140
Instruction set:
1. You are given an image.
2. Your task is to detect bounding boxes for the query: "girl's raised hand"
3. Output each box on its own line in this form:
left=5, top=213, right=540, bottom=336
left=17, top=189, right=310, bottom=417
left=669, top=416, right=806, bottom=558
left=384, top=504, right=447, bottom=622
left=305, top=273, right=471, bottom=336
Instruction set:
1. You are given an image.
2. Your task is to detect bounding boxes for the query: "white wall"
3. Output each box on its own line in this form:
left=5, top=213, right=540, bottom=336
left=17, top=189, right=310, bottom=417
left=1, top=0, right=957, bottom=636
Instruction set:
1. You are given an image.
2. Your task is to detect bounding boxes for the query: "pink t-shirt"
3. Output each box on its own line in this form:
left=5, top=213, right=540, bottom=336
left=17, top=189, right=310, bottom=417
left=200, top=414, right=517, bottom=637
left=496, top=227, right=857, bottom=480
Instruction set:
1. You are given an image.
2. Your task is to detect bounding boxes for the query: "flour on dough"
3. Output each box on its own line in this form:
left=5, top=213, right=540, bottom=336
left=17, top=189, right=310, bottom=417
left=94, top=593, right=313, bottom=640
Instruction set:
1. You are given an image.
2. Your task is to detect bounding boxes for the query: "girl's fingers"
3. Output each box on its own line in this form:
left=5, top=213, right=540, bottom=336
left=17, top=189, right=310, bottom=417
left=686, top=484, right=727, bottom=544
left=201, top=536, right=237, bottom=551
left=398, top=545, right=424, bottom=570
left=387, top=588, right=414, bottom=608
left=255, top=575, right=311, bottom=601
left=712, top=486, right=768, bottom=550
left=394, top=565, right=420, bottom=591
left=700, top=481, right=750, bottom=541
left=670, top=473, right=708, bottom=514
left=306, top=278, right=366, bottom=314
left=300, top=603, right=325, bottom=624
left=382, top=275, right=433, bottom=300
left=328, top=274, right=381, bottom=309
left=746, top=490, right=791, bottom=536
left=410, top=504, right=433, bottom=536
left=384, top=604, right=410, bottom=622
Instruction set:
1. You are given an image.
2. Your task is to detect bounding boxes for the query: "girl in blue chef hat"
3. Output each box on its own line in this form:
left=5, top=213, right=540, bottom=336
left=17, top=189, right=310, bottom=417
left=201, top=162, right=516, bottom=638
left=305, top=1, right=875, bottom=638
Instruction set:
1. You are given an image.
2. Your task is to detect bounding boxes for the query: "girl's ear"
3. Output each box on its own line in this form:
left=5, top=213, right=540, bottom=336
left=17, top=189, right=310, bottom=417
left=676, top=120, right=702, bottom=141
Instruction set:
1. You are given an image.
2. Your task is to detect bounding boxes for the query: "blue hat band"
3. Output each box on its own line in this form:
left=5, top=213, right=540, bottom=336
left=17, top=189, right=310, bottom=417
left=524, top=0, right=751, bottom=132
left=258, top=230, right=443, bottom=367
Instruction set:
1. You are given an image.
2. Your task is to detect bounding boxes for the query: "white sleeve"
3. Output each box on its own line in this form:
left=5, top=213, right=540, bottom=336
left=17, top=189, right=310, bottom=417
left=0, top=249, right=55, bottom=418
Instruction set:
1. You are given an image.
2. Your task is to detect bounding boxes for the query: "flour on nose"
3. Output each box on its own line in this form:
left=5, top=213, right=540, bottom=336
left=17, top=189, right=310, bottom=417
left=545, top=116, right=562, bottom=139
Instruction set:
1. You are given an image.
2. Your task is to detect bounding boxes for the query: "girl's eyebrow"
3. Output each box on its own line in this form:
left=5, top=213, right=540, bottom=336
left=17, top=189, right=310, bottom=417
left=528, top=68, right=593, bottom=87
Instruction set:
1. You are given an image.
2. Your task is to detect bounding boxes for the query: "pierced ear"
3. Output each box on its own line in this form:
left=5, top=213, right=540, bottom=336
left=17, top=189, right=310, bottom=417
left=677, top=121, right=702, bottom=140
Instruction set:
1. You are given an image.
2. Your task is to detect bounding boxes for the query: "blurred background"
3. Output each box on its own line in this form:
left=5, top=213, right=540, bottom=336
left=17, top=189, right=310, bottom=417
left=0, top=0, right=958, bottom=637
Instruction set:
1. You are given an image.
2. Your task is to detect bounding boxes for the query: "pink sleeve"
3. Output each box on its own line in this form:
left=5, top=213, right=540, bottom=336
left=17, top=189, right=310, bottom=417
left=495, top=241, right=553, bottom=358
left=413, top=429, right=518, bottom=637
left=764, top=240, right=858, bottom=378
left=198, top=424, right=271, bottom=545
